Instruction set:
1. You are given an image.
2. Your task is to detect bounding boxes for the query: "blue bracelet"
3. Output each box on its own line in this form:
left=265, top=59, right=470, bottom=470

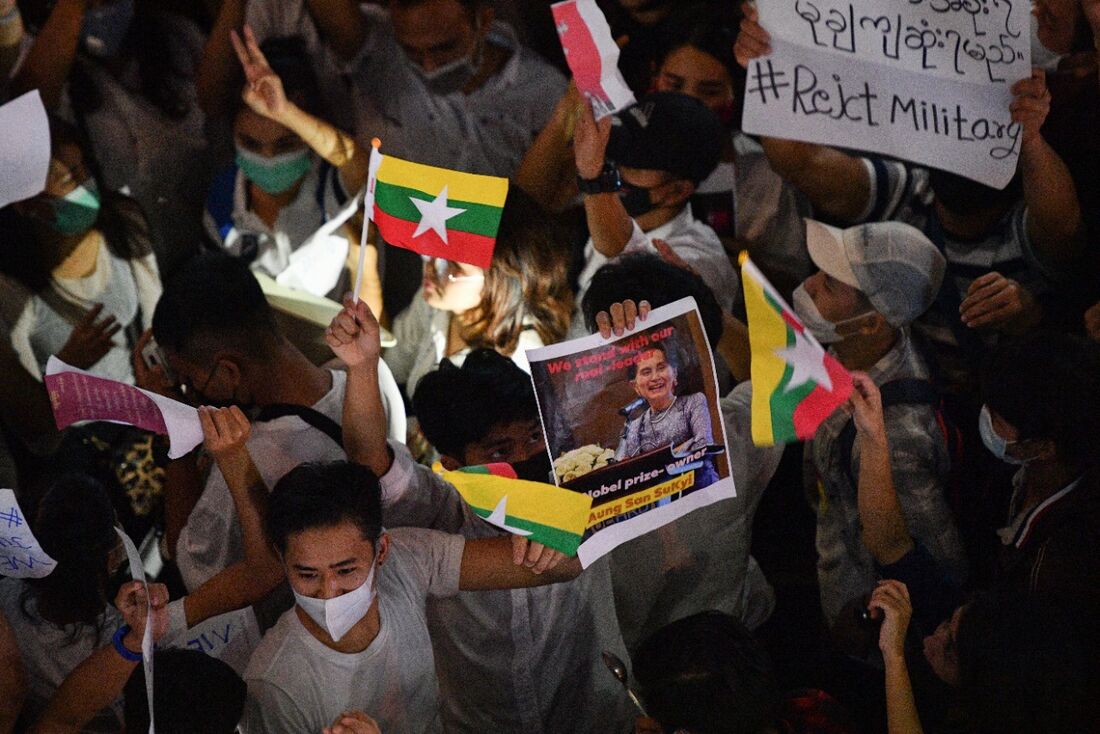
left=112, top=625, right=143, bottom=662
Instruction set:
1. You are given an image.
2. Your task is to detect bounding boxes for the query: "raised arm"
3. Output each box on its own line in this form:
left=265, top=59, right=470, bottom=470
left=9, top=0, right=84, bottom=110
left=1013, top=69, right=1084, bottom=266
left=196, top=0, right=247, bottom=120
left=232, top=26, right=369, bottom=194
left=868, top=580, right=924, bottom=734
left=848, top=373, right=915, bottom=565
left=29, top=582, right=170, bottom=734
left=733, top=2, right=871, bottom=222
left=575, top=101, right=635, bottom=257
left=514, top=82, right=585, bottom=211
left=305, top=0, right=367, bottom=63
left=180, top=407, right=284, bottom=628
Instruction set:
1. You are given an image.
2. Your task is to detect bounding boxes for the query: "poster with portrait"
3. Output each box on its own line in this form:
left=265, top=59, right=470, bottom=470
left=527, top=297, right=735, bottom=565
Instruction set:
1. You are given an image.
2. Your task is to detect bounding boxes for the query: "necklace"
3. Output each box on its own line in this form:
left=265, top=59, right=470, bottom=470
left=649, top=395, right=678, bottom=424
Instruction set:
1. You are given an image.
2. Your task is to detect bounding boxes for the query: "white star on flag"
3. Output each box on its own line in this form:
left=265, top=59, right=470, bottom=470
left=484, top=496, right=532, bottom=537
left=410, top=185, right=466, bottom=245
left=774, top=328, right=834, bottom=393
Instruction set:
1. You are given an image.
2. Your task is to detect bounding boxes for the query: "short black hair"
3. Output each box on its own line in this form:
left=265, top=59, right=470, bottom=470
left=152, top=253, right=279, bottom=362
left=956, top=593, right=1100, bottom=733
left=981, top=332, right=1100, bottom=469
left=582, top=253, right=724, bottom=349
left=413, top=348, right=539, bottom=460
left=124, top=649, right=247, bottom=734
left=256, top=37, right=325, bottom=119
left=634, top=611, right=779, bottom=734
left=266, top=462, right=383, bottom=555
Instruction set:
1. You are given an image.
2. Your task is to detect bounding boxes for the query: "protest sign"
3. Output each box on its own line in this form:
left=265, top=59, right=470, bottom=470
left=44, top=357, right=203, bottom=459
left=527, top=297, right=735, bottom=566
left=0, top=489, right=56, bottom=579
left=161, top=605, right=261, bottom=677
left=552, top=0, right=636, bottom=119
left=742, top=0, right=1031, bottom=188
left=116, top=527, right=155, bottom=734
left=0, top=91, right=50, bottom=209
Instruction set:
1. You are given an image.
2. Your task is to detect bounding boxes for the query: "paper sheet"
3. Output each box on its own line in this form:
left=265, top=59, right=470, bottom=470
left=0, top=489, right=57, bottom=579
left=44, top=357, right=203, bottom=459
left=116, top=528, right=155, bottom=734
left=276, top=191, right=358, bottom=298
left=0, top=91, right=50, bottom=209
left=552, top=0, right=636, bottom=119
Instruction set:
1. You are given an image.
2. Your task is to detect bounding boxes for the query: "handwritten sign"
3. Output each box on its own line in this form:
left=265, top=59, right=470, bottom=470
left=44, top=357, right=203, bottom=459
left=161, top=605, right=261, bottom=677
left=0, top=489, right=56, bottom=579
left=527, top=298, right=735, bottom=566
left=552, top=0, right=636, bottom=119
left=0, top=91, right=50, bottom=209
left=743, top=0, right=1030, bottom=187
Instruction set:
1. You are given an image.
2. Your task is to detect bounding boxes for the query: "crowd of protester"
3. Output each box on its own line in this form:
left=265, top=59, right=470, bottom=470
left=0, top=0, right=1098, bottom=732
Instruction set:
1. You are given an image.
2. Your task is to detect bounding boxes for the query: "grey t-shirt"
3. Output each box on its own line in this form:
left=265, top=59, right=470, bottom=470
left=240, top=527, right=465, bottom=734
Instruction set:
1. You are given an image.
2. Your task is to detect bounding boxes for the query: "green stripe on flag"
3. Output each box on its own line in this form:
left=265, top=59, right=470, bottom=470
left=470, top=508, right=584, bottom=556
left=762, top=290, right=816, bottom=443
left=375, top=181, right=503, bottom=237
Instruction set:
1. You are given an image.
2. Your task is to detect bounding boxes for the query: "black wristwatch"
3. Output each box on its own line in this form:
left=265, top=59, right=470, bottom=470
left=577, top=162, right=622, bottom=194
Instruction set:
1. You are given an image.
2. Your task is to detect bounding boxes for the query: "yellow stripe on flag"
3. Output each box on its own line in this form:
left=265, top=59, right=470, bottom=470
left=440, top=470, right=592, bottom=535
left=376, top=155, right=509, bottom=207
left=742, top=256, right=792, bottom=446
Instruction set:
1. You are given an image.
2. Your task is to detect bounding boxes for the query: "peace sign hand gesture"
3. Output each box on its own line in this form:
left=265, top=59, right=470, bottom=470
left=230, top=25, right=290, bottom=123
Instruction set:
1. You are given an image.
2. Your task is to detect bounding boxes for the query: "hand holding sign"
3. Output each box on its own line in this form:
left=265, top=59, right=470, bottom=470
left=115, top=580, right=171, bottom=647
left=734, top=2, right=771, bottom=69
left=1010, top=69, right=1052, bottom=149
left=573, top=100, right=613, bottom=180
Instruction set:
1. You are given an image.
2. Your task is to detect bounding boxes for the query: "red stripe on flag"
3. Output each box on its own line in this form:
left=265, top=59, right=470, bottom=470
left=373, top=207, right=496, bottom=269
left=552, top=2, right=612, bottom=105
left=791, top=354, right=853, bottom=438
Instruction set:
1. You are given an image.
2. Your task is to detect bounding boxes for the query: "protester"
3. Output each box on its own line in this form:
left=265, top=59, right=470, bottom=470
left=11, top=0, right=214, bottom=273
left=326, top=299, right=633, bottom=732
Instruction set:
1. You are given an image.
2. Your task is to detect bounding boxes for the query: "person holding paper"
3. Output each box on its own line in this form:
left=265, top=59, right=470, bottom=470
left=326, top=299, right=633, bottom=733
left=239, top=459, right=585, bottom=734
left=10, top=0, right=213, bottom=274
left=735, top=3, right=1084, bottom=399
left=205, top=31, right=370, bottom=305
left=571, top=91, right=740, bottom=332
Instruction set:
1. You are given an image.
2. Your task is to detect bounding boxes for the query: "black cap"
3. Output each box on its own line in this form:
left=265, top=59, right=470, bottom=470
left=606, top=92, right=724, bottom=185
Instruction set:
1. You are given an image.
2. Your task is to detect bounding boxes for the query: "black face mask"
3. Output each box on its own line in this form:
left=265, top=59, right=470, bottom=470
left=511, top=450, right=553, bottom=484
left=618, top=182, right=656, bottom=218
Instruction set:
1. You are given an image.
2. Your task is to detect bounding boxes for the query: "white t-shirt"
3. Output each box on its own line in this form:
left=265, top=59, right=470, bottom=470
left=176, top=365, right=403, bottom=591
left=240, top=527, right=465, bottom=734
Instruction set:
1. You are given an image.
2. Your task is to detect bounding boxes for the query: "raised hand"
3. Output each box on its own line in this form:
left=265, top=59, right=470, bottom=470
left=594, top=299, right=651, bottom=339
left=323, top=710, right=382, bottom=734
left=198, top=405, right=252, bottom=461
left=1010, top=68, right=1052, bottom=149
left=844, top=371, right=886, bottom=443
left=230, top=25, right=289, bottom=122
left=573, top=98, right=613, bottom=180
left=734, top=1, right=772, bottom=70
left=325, top=296, right=381, bottom=369
left=114, top=580, right=171, bottom=646
left=867, top=579, right=912, bottom=663
left=57, top=303, right=120, bottom=369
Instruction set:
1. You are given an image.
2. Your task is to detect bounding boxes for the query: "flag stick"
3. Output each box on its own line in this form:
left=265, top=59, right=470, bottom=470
left=352, top=138, right=383, bottom=305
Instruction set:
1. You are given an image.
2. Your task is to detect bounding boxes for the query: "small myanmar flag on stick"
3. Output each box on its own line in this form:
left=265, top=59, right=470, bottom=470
left=741, top=253, right=853, bottom=446
left=366, top=143, right=509, bottom=269
left=439, top=463, right=593, bottom=556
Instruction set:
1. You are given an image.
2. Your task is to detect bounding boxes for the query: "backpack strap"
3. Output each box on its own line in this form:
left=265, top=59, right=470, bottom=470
left=838, top=379, right=940, bottom=487
left=254, top=404, right=343, bottom=449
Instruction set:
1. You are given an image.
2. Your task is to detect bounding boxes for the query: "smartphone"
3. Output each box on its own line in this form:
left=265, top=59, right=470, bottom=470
left=140, top=337, right=176, bottom=384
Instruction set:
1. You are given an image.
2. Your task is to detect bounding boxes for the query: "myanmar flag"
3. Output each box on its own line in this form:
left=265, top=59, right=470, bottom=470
left=439, top=463, right=593, bottom=556
left=741, top=255, right=853, bottom=446
left=366, top=144, right=509, bottom=269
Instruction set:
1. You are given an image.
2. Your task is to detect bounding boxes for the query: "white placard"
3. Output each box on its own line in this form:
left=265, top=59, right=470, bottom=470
left=0, top=489, right=56, bottom=579
left=0, top=91, right=51, bottom=209
left=743, top=0, right=1031, bottom=187
left=161, top=605, right=262, bottom=677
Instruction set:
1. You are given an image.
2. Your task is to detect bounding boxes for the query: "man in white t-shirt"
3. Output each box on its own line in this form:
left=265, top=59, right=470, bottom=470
left=145, top=254, right=404, bottom=592
left=572, top=92, right=740, bottom=335
left=242, top=460, right=584, bottom=733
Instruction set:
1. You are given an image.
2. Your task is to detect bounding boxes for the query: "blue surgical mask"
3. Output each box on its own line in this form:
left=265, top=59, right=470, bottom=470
left=979, top=405, right=1031, bottom=466
left=81, top=0, right=135, bottom=59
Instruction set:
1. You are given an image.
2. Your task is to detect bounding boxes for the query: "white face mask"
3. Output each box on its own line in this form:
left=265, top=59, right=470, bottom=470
left=411, top=21, right=483, bottom=95
left=978, top=405, right=1032, bottom=466
left=293, top=555, right=378, bottom=642
left=1030, top=12, right=1066, bottom=71
left=791, top=283, right=873, bottom=344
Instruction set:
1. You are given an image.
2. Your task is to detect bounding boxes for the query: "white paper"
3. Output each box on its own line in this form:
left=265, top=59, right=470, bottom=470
left=45, top=357, right=203, bottom=460
left=743, top=0, right=1031, bottom=187
left=116, top=528, right=155, bottom=734
left=0, top=91, right=50, bottom=209
left=0, top=489, right=57, bottom=579
left=552, top=0, right=636, bottom=119
left=527, top=298, right=736, bottom=567
left=276, top=193, right=358, bottom=298
left=161, top=606, right=262, bottom=677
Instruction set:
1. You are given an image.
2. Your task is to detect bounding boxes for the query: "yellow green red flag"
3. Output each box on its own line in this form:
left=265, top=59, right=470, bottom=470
left=741, top=254, right=853, bottom=446
left=438, top=463, right=593, bottom=556
left=366, top=146, right=509, bottom=269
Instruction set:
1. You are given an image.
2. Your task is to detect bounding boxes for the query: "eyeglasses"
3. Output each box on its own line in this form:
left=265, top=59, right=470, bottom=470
left=422, top=256, right=484, bottom=284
